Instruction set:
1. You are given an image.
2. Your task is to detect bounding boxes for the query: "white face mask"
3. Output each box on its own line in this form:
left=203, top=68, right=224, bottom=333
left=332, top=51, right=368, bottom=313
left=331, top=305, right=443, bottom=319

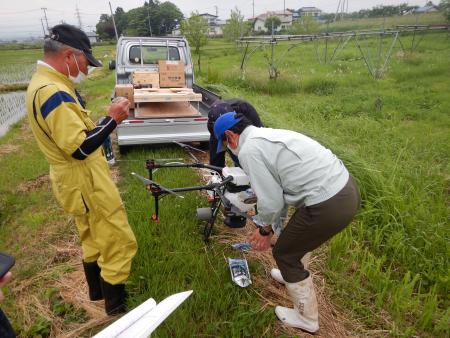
left=66, top=54, right=86, bottom=84
left=227, top=143, right=239, bottom=156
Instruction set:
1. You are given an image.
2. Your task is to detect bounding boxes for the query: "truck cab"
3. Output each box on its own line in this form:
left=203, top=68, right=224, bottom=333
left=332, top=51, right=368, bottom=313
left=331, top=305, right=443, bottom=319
left=112, top=36, right=219, bottom=153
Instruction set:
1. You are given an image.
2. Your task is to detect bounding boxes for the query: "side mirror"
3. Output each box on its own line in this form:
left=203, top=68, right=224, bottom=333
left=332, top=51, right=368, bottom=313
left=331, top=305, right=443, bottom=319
left=109, top=60, right=116, bottom=70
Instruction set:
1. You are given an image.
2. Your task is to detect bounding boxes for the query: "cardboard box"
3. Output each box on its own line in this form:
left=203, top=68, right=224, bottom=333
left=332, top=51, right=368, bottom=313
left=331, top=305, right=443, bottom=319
left=114, top=84, right=134, bottom=107
left=158, top=60, right=186, bottom=88
left=132, top=71, right=160, bottom=88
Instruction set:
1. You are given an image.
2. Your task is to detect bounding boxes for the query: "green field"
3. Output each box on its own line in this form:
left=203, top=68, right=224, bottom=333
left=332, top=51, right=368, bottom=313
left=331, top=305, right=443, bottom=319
left=0, top=17, right=449, bottom=337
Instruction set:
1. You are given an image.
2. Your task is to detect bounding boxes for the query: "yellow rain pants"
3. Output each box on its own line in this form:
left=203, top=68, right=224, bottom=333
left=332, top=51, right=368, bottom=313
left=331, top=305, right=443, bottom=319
left=27, top=65, right=137, bottom=284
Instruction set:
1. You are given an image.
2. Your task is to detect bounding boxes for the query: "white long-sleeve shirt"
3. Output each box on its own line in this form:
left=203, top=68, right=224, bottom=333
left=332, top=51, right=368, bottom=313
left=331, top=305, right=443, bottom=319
left=237, top=126, right=349, bottom=229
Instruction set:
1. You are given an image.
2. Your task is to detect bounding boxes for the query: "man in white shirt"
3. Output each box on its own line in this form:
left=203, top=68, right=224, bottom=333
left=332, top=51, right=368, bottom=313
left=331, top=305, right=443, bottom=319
left=214, top=112, right=360, bottom=333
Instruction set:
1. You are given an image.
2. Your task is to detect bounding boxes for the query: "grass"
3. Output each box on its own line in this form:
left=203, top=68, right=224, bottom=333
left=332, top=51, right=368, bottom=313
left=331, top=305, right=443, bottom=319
left=320, top=12, right=447, bottom=32
left=118, top=148, right=276, bottom=336
left=194, top=29, right=450, bottom=337
left=0, top=17, right=449, bottom=336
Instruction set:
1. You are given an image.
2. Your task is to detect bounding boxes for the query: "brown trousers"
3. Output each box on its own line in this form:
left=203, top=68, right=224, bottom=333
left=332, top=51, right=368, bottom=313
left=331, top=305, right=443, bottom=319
left=272, top=176, right=361, bottom=283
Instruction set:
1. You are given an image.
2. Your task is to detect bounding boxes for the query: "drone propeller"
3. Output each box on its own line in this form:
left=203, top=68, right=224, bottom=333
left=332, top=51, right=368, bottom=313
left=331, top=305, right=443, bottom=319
left=131, top=172, right=184, bottom=199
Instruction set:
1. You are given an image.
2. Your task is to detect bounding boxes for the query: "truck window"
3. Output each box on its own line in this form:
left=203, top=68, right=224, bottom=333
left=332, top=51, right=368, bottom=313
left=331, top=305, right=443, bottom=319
left=129, top=46, right=181, bottom=64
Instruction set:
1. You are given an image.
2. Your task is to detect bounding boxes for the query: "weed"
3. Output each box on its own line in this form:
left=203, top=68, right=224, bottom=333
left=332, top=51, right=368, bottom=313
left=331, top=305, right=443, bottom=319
left=24, top=316, right=51, bottom=338
left=303, top=78, right=337, bottom=95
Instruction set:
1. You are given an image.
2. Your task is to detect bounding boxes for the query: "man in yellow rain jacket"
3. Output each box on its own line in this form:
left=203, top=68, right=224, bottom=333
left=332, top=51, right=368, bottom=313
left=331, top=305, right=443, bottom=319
left=26, top=24, right=137, bottom=315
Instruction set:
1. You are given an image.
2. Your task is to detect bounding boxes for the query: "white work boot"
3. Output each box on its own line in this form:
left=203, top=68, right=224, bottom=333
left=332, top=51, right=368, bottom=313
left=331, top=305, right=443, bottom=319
left=275, top=276, right=319, bottom=333
left=270, top=268, right=286, bottom=284
left=270, top=252, right=312, bottom=284
left=301, top=252, right=311, bottom=270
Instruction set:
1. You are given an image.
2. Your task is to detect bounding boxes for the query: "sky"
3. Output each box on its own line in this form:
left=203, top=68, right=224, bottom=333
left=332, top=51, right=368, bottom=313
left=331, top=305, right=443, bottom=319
left=0, top=0, right=433, bottom=40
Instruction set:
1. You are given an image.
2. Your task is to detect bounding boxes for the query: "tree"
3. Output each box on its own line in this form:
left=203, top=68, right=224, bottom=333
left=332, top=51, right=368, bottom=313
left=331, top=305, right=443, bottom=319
left=114, top=7, right=127, bottom=36
left=440, top=0, right=450, bottom=21
left=222, top=7, right=251, bottom=42
left=264, top=16, right=281, bottom=33
left=289, top=16, right=319, bottom=34
left=96, top=14, right=115, bottom=40
left=97, top=1, right=184, bottom=37
left=124, top=6, right=152, bottom=36
left=157, top=2, right=183, bottom=35
left=180, top=12, right=208, bottom=73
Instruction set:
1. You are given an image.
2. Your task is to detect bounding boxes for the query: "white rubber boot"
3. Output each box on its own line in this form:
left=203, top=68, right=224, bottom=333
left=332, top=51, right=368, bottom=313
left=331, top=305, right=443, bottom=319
left=301, top=252, right=311, bottom=270
left=271, top=252, right=312, bottom=284
left=270, top=268, right=286, bottom=284
left=275, top=276, right=319, bottom=333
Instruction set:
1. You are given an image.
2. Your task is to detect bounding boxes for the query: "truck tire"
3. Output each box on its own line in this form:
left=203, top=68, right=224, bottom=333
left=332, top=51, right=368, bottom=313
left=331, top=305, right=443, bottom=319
left=118, top=145, right=129, bottom=155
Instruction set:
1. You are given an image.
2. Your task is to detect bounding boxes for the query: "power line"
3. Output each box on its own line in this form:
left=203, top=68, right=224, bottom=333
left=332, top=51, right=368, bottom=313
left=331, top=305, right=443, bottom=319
left=0, top=9, right=41, bottom=15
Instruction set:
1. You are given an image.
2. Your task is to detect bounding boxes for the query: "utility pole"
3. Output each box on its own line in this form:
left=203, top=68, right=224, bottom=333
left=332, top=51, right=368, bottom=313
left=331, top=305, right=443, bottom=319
left=76, top=5, right=83, bottom=29
left=146, top=3, right=153, bottom=37
left=41, top=7, right=49, bottom=32
left=252, top=0, right=255, bottom=19
left=109, top=1, right=119, bottom=40
left=284, top=0, right=286, bottom=14
left=214, top=5, right=218, bottom=18
left=40, top=18, right=46, bottom=38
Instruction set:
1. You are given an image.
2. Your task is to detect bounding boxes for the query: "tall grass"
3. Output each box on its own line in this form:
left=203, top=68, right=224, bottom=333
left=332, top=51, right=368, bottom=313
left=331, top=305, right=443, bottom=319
left=117, top=148, right=276, bottom=336
left=319, top=12, right=447, bottom=33
left=197, top=31, right=450, bottom=336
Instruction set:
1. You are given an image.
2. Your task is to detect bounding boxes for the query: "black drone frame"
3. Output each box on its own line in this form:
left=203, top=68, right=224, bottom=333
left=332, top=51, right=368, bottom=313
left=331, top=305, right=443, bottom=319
left=132, top=142, right=255, bottom=242
left=144, top=159, right=237, bottom=242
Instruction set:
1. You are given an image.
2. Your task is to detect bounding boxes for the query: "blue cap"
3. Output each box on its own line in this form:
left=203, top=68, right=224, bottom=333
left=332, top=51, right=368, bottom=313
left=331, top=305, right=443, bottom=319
left=214, top=112, right=242, bottom=153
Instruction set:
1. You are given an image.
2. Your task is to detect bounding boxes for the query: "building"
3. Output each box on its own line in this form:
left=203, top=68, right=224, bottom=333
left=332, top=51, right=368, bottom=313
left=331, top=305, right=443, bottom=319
left=199, top=13, right=224, bottom=36
left=172, top=13, right=225, bottom=37
left=412, top=5, right=438, bottom=14
left=85, top=31, right=99, bottom=44
left=253, top=11, right=293, bottom=33
left=298, top=7, right=322, bottom=18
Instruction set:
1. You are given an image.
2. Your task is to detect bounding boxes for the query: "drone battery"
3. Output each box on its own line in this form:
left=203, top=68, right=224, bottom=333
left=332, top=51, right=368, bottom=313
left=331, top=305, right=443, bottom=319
left=222, top=167, right=250, bottom=186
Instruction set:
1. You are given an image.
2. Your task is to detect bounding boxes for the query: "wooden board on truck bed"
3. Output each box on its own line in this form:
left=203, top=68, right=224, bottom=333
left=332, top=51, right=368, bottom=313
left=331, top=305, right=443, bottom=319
left=134, top=102, right=201, bottom=118
left=134, top=88, right=202, bottom=103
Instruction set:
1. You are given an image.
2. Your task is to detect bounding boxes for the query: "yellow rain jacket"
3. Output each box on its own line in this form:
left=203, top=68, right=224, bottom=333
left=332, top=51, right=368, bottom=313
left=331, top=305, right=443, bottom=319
left=26, top=64, right=137, bottom=284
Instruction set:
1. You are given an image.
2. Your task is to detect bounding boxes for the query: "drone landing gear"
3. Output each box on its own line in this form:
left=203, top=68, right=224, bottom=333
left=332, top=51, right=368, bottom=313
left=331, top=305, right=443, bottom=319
left=197, top=199, right=222, bottom=244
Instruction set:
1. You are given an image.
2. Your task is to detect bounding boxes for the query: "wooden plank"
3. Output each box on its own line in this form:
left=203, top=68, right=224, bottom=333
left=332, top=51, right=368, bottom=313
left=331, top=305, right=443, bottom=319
left=134, top=102, right=201, bottom=118
left=115, top=84, right=134, bottom=107
left=134, top=88, right=202, bottom=103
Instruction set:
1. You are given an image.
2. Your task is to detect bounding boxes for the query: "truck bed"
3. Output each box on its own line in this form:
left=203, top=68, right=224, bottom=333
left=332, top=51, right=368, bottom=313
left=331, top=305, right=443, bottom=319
left=117, top=84, right=220, bottom=150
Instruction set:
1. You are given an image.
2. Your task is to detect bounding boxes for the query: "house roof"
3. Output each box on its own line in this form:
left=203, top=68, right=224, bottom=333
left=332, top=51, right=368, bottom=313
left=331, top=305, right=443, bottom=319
left=299, top=7, right=322, bottom=12
left=256, top=10, right=293, bottom=19
left=414, top=5, right=437, bottom=13
left=199, top=13, right=218, bottom=18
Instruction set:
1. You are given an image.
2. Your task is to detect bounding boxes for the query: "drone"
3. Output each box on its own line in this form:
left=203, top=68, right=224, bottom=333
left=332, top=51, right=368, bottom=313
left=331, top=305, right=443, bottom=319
left=131, top=142, right=258, bottom=243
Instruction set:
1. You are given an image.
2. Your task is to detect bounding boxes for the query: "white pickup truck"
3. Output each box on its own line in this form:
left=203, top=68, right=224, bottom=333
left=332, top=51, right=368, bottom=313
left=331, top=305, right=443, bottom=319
left=109, top=36, right=220, bottom=153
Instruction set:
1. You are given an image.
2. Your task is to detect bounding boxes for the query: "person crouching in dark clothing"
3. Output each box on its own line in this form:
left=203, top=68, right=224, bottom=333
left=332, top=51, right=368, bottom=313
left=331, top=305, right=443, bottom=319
left=207, top=99, right=263, bottom=168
